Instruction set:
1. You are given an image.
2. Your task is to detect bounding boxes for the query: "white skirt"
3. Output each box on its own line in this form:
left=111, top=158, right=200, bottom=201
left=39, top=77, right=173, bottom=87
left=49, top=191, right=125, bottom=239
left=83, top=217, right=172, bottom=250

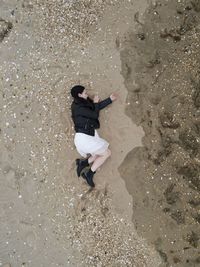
left=74, top=130, right=109, bottom=158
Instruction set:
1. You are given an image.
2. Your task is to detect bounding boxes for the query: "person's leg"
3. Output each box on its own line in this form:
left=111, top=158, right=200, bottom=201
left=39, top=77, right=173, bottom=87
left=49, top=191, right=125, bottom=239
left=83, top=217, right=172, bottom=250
left=76, top=157, right=89, bottom=177
left=88, top=155, right=98, bottom=164
left=76, top=155, right=98, bottom=177
left=90, top=149, right=111, bottom=172
left=81, top=149, right=111, bottom=187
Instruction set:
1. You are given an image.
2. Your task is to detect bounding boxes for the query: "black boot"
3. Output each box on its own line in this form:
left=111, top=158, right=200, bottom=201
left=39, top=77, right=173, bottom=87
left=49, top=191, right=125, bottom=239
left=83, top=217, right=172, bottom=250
left=81, top=168, right=95, bottom=187
left=76, top=158, right=89, bottom=177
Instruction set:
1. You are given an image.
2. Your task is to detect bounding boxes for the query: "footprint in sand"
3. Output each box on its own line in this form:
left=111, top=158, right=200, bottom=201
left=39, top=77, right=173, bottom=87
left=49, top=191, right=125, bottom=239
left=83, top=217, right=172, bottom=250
left=19, top=220, right=38, bottom=249
left=25, top=231, right=37, bottom=248
left=60, top=110, right=73, bottom=140
left=3, top=166, right=16, bottom=189
left=75, top=184, right=110, bottom=217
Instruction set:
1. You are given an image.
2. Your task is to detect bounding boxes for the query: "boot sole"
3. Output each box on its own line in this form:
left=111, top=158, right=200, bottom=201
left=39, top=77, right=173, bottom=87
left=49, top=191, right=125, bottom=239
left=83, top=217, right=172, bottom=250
left=75, top=159, right=81, bottom=177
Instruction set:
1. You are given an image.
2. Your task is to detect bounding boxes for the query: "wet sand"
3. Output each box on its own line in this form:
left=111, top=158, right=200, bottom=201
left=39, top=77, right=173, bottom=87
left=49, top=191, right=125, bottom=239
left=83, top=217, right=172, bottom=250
left=0, top=0, right=161, bottom=266
left=119, top=0, right=200, bottom=266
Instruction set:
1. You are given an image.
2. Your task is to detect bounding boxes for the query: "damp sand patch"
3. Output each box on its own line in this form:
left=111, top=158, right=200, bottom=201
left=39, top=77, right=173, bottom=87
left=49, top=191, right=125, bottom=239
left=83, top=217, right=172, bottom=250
left=119, top=0, right=200, bottom=266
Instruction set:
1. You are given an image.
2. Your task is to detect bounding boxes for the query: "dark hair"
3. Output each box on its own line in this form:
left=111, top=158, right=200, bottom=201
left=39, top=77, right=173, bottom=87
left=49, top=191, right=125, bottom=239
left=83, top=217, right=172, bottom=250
left=71, top=85, right=85, bottom=98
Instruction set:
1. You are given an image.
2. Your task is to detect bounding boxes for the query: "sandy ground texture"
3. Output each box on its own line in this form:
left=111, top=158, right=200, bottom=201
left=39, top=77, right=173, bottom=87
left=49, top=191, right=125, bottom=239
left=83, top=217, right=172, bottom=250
left=0, top=0, right=161, bottom=267
left=119, top=0, right=200, bottom=266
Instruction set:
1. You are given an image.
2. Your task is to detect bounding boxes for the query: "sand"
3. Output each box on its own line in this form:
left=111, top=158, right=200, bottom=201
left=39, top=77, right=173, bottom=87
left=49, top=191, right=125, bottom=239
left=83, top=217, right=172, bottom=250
left=2, top=0, right=199, bottom=266
left=0, top=0, right=161, bottom=266
left=119, top=0, right=200, bottom=266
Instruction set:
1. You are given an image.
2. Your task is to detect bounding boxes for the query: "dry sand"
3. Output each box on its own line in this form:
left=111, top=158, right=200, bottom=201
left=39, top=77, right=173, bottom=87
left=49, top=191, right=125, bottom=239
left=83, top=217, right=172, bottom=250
left=0, top=0, right=161, bottom=267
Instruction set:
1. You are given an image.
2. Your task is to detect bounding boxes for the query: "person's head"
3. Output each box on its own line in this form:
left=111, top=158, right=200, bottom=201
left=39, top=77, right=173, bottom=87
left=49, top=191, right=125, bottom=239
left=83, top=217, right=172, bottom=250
left=71, top=85, right=88, bottom=100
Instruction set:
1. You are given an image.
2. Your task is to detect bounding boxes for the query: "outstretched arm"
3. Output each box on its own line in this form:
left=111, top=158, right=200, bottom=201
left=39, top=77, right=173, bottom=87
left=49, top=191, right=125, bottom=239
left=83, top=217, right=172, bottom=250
left=94, top=93, right=118, bottom=110
left=98, top=97, right=112, bottom=110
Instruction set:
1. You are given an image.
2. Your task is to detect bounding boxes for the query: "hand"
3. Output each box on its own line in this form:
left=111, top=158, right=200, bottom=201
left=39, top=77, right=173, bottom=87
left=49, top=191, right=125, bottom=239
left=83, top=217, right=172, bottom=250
left=93, top=95, right=100, bottom=103
left=110, top=92, right=118, bottom=101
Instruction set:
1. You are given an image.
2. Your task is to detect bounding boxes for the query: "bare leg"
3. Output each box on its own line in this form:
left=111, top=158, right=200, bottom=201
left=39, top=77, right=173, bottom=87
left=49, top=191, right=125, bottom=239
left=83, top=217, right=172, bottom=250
left=90, top=149, right=111, bottom=172
left=88, top=155, right=98, bottom=164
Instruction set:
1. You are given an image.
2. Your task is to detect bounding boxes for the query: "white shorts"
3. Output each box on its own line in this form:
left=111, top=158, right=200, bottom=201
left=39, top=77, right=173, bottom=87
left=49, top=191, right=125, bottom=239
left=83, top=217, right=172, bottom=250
left=74, top=130, right=109, bottom=158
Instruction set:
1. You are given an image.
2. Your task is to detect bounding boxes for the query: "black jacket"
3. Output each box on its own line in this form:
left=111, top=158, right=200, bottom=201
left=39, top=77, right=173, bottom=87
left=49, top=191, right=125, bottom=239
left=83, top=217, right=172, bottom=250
left=71, top=97, right=112, bottom=136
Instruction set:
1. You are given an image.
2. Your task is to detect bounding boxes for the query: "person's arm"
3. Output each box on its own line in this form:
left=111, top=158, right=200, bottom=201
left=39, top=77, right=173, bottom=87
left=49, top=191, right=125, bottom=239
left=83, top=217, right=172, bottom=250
left=94, top=93, right=118, bottom=110
left=97, top=97, right=112, bottom=110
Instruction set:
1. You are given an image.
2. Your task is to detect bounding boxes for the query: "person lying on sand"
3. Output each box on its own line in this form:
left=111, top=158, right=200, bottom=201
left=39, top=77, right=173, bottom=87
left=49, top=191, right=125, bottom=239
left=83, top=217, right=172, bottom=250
left=71, top=85, right=117, bottom=187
